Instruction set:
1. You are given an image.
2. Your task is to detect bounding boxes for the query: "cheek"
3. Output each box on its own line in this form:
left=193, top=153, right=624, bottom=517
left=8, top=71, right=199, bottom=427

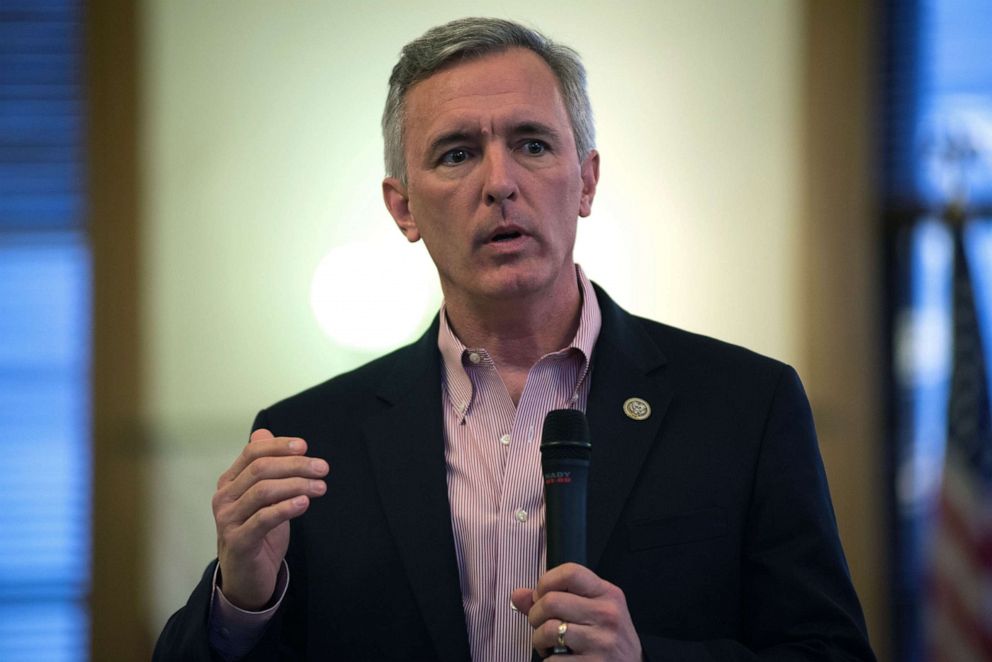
left=545, top=176, right=583, bottom=216
left=407, top=190, right=466, bottom=252
left=542, top=162, right=583, bottom=196
left=408, top=180, right=463, bottom=218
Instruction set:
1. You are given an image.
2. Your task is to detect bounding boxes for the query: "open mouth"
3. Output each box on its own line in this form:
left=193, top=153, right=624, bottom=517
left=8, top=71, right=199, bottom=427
left=490, top=231, right=523, bottom=243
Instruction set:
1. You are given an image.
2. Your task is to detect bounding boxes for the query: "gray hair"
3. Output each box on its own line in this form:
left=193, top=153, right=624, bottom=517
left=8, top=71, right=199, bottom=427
left=382, top=17, right=595, bottom=181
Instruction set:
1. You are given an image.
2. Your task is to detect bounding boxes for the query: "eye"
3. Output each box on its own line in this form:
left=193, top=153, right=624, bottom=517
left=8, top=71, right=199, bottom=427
left=440, top=149, right=470, bottom=166
left=523, top=140, right=548, bottom=155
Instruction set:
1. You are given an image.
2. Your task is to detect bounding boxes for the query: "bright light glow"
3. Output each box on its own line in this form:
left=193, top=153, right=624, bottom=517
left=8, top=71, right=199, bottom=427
left=309, top=239, right=440, bottom=352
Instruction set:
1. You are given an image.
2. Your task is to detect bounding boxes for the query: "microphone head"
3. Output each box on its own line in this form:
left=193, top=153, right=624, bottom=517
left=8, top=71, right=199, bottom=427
left=541, top=409, right=591, bottom=461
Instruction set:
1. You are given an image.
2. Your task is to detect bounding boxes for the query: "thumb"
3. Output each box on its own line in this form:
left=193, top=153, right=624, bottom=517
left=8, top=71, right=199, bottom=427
left=250, top=428, right=275, bottom=443
left=510, top=588, right=535, bottom=615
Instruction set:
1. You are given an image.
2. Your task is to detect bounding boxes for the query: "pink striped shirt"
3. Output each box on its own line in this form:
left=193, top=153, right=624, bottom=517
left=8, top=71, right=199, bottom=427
left=438, top=265, right=601, bottom=662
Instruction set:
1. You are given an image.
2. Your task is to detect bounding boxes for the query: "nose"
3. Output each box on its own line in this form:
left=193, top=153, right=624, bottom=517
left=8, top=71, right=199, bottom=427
left=482, top=148, right=518, bottom=206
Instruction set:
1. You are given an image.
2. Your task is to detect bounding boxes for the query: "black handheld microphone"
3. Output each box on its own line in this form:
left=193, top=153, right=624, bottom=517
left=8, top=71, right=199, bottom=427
left=540, top=408, right=592, bottom=569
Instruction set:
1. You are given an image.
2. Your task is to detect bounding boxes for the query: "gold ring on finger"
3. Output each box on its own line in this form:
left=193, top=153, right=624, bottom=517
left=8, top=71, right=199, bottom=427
left=553, top=621, right=570, bottom=654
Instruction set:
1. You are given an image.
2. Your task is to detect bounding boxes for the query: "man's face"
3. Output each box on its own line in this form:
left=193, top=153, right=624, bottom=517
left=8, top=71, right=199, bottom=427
left=383, top=48, right=599, bottom=308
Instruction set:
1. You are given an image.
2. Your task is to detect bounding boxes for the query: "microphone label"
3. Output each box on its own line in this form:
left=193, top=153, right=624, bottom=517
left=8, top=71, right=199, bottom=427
left=544, top=471, right=572, bottom=485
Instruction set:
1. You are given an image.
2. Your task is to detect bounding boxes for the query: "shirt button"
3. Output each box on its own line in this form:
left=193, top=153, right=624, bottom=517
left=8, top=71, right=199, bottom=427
left=468, top=351, right=482, bottom=364
left=514, top=508, right=528, bottom=523
left=500, top=433, right=511, bottom=446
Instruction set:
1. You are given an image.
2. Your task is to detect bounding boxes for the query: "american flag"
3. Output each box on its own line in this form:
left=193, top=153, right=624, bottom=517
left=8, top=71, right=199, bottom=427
left=929, top=219, right=992, bottom=661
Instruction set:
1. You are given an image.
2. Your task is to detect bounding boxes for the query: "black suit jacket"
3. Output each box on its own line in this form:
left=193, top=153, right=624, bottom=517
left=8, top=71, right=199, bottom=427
left=155, top=286, right=874, bottom=661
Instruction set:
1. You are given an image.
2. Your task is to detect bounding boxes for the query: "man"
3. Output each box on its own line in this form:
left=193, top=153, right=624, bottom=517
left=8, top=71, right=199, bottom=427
left=155, top=17, right=875, bottom=662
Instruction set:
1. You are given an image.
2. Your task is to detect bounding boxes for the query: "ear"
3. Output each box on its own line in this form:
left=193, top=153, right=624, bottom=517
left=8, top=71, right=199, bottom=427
left=578, top=150, right=600, bottom=218
left=382, top=177, right=421, bottom=242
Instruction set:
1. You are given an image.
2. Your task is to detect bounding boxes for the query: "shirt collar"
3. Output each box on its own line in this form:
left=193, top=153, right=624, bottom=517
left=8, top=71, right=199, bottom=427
left=437, top=264, right=602, bottom=417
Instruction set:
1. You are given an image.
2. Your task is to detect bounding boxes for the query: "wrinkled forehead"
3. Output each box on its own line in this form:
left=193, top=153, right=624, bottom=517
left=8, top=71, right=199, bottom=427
left=402, top=48, right=570, bottom=143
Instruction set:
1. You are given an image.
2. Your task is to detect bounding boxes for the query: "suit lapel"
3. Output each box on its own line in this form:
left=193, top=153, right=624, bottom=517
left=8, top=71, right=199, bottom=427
left=362, top=319, right=471, bottom=662
left=586, top=286, right=673, bottom=569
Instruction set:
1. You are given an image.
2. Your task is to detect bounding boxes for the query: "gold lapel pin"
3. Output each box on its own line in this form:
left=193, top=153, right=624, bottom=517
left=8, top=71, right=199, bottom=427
left=623, top=397, right=651, bottom=421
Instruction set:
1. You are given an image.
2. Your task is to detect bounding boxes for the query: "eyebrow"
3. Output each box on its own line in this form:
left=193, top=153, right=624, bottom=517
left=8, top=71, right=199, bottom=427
left=426, top=130, right=474, bottom=161
left=512, top=122, right=562, bottom=142
left=424, top=121, right=565, bottom=161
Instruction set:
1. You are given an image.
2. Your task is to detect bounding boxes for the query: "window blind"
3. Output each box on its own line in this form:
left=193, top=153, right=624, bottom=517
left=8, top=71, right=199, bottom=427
left=0, top=0, right=90, bottom=660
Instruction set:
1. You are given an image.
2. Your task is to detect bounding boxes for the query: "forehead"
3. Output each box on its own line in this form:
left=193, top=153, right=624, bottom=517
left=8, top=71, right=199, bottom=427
left=402, top=48, right=572, bottom=146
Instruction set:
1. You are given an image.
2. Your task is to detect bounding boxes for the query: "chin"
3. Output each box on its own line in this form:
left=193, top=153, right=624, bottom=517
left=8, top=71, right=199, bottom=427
left=475, top=267, right=556, bottom=301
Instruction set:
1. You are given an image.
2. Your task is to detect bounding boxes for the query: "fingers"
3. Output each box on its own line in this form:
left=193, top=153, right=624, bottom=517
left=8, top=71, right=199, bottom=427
left=510, top=588, right=536, bottom=615
left=531, top=619, right=596, bottom=656
left=521, top=565, right=640, bottom=659
left=530, top=620, right=630, bottom=658
left=533, top=563, right=605, bottom=601
left=225, top=494, right=312, bottom=553
left=526, top=586, right=627, bottom=633
left=224, top=453, right=329, bottom=501
left=526, top=587, right=595, bottom=630
left=515, top=564, right=600, bottom=630
left=223, top=475, right=327, bottom=524
left=250, top=427, right=275, bottom=443
left=213, top=429, right=330, bottom=530
left=218, top=429, right=309, bottom=488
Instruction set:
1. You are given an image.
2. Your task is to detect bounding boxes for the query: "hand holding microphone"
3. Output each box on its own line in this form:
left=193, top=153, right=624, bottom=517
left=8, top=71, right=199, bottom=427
left=541, top=409, right=590, bottom=654
left=510, top=410, right=642, bottom=661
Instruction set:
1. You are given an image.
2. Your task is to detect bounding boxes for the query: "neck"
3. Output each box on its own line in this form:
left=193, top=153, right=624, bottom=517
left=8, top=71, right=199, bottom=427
left=443, top=270, right=582, bottom=375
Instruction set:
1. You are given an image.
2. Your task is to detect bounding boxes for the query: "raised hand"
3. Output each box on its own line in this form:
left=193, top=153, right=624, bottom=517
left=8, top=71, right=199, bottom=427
left=211, top=428, right=328, bottom=610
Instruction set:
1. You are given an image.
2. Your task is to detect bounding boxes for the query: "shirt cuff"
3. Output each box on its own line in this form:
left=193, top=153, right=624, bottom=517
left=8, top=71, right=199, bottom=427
left=208, top=560, right=289, bottom=661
